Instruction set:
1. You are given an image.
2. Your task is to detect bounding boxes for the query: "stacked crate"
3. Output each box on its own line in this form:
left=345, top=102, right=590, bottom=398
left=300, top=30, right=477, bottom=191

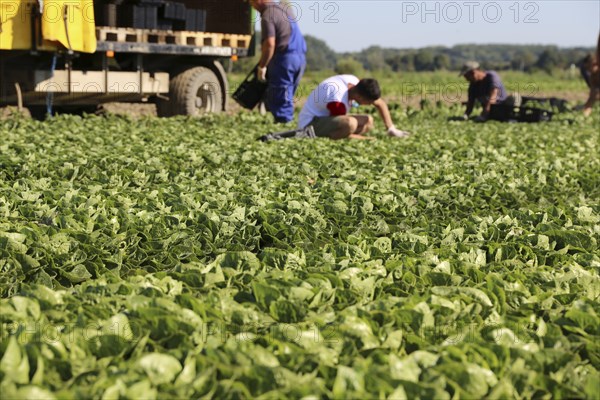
left=156, top=2, right=182, bottom=30
left=94, top=1, right=119, bottom=27
left=176, top=0, right=251, bottom=35
left=158, top=2, right=207, bottom=32
left=172, top=6, right=207, bottom=32
left=94, top=0, right=208, bottom=32
left=119, top=0, right=161, bottom=30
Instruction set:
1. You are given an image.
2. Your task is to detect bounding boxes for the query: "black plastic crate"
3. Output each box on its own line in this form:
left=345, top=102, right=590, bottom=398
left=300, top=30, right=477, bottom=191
left=157, top=19, right=173, bottom=30
left=160, top=1, right=186, bottom=20
left=119, top=4, right=158, bottom=29
left=94, top=3, right=117, bottom=27
left=522, top=96, right=569, bottom=112
left=233, top=65, right=267, bottom=110
left=489, top=104, right=553, bottom=123
left=173, top=8, right=206, bottom=31
left=518, top=107, right=553, bottom=123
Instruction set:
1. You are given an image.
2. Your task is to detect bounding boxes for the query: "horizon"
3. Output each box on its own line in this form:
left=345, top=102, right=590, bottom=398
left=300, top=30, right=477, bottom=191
left=258, top=1, right=600, bottom=52
left=301, top=37, right=597, bottom=53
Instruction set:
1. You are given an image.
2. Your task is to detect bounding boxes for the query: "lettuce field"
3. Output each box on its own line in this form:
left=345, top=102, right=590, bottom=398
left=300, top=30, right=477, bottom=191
left=0, top=106, right=599, bottom=399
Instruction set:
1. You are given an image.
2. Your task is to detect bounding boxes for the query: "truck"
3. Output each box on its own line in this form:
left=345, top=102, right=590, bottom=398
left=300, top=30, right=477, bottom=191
left=0, top=0, right=254, bottom=118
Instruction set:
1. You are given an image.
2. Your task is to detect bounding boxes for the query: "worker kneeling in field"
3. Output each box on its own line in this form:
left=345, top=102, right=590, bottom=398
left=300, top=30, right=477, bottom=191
left=460, top=61, right=520, bottom=122
left=297, top=75, right=410, bottom=140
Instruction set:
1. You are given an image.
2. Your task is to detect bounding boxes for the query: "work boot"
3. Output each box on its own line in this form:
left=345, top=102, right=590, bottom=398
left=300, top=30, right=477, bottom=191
left=258, top=126, right=316, bottom=142
left=257, top=133, right=278, bottom=142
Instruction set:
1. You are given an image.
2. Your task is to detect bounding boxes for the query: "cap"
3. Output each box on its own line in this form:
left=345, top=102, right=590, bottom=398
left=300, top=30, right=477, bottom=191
left=459, top=61, right=480, bottom=77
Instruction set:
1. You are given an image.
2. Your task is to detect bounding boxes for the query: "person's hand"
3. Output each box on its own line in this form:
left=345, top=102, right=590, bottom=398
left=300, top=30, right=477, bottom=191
left=387, top=126, right=411, bottom=138
left=257, top=66, right=267, bottom=82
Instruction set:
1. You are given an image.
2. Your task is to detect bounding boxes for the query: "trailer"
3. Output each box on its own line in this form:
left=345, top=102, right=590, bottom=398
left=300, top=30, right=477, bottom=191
left=0, top=0, right=254, bottom=117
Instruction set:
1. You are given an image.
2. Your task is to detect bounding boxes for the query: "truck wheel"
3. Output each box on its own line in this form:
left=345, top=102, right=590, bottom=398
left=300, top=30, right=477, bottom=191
left=169, top=67, right=223, bottom=116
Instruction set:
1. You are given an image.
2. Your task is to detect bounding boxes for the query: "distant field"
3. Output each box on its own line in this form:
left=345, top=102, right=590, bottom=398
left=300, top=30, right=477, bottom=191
left=230, top=69, right=591, bottom=110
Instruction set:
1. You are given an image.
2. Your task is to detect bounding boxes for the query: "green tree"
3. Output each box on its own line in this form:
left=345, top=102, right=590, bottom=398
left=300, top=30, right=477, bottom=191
left=400, top=54, right=416, bottom=72
left=536, top=48, right=565, bottom=73
left=433, top=54, right=450, bottom=70
left=335, top=57, right=364, bottom=75
left=304, top=35, right=337, bottom=72
left=385, top=54, right=403, bottom=72
left=511, top=50, right=537, bottom=71
left=362, top=46, right=389, bottom=72
left=414, top=50, right=435, bottom=71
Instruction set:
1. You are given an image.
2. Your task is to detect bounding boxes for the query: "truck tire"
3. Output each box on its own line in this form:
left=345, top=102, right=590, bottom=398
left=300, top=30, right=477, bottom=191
left=168, top=67, right=223, bottom=116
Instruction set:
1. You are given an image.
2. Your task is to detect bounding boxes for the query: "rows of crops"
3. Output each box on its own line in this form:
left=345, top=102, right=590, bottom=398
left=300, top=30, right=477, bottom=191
left=1, top=106, right=599, bottom=398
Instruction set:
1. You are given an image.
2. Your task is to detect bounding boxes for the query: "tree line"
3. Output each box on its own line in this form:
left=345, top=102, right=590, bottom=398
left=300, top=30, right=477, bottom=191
left=233, top=35, right=594, bottom=75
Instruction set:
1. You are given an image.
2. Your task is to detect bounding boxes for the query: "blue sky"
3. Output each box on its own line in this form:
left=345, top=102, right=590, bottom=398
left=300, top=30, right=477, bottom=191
left=263, top=1, right=600, bottom=52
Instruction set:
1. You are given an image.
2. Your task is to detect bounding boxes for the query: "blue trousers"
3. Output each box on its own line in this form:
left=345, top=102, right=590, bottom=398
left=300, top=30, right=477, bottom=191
left=266, top=52, right=306, bottom=123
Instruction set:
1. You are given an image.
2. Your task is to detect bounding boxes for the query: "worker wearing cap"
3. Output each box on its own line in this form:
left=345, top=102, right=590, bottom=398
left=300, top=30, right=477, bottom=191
left=460, top=61, right=512, bottom=122
left=250, top=0, right=307, bottom=123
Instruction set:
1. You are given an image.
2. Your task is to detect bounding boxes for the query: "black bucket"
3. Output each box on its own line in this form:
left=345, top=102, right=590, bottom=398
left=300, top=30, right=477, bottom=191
left=232, top=65, right=267, bottom=110
left=489, top=104, right=553, bottom=123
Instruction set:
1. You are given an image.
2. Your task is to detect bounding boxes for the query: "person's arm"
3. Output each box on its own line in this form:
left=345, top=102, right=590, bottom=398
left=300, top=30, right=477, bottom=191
left=464, top=86, right=474, bottom=118
left=373, top=98, right=410, bottom=137
left=580, top=63, right=592, bottom=89
left=257, top=14, right=276, bottom=80
left=464, top=102, right=474, bottom=119
left=483, top=87, right=499, bottom=115
left=259, top=36, right=275, bottom=69
left=583, top=86, right=599, bottom=116
left=480, top=72, right=504, bottom=118
left=257, top=36, right=275, bottom=81
left=373, top=98, right=394, bottom=129
left=348, top=133, right=375, bottom=140
left=327, top=102, right=347, bottom=116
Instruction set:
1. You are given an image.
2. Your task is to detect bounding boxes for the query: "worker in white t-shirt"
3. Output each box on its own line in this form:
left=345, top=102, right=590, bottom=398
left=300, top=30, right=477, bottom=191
left=298, top=75, right=410, bottom=140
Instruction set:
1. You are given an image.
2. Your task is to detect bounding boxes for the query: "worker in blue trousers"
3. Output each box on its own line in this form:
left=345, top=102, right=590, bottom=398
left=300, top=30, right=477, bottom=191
left=250, top=0, right=307, bottom=123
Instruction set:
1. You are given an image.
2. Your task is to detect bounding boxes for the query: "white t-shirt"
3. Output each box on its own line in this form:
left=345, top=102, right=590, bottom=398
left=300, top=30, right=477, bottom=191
left=298, top=74, right=360, bottom=128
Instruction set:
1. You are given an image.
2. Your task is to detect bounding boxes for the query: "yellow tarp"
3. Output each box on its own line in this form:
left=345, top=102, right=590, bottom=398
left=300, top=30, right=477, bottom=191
left=0, top=0, right=96, bottom=52
left=41, top=0, right=96, bottom=53
left=0, top=0, right=37, bottom=49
